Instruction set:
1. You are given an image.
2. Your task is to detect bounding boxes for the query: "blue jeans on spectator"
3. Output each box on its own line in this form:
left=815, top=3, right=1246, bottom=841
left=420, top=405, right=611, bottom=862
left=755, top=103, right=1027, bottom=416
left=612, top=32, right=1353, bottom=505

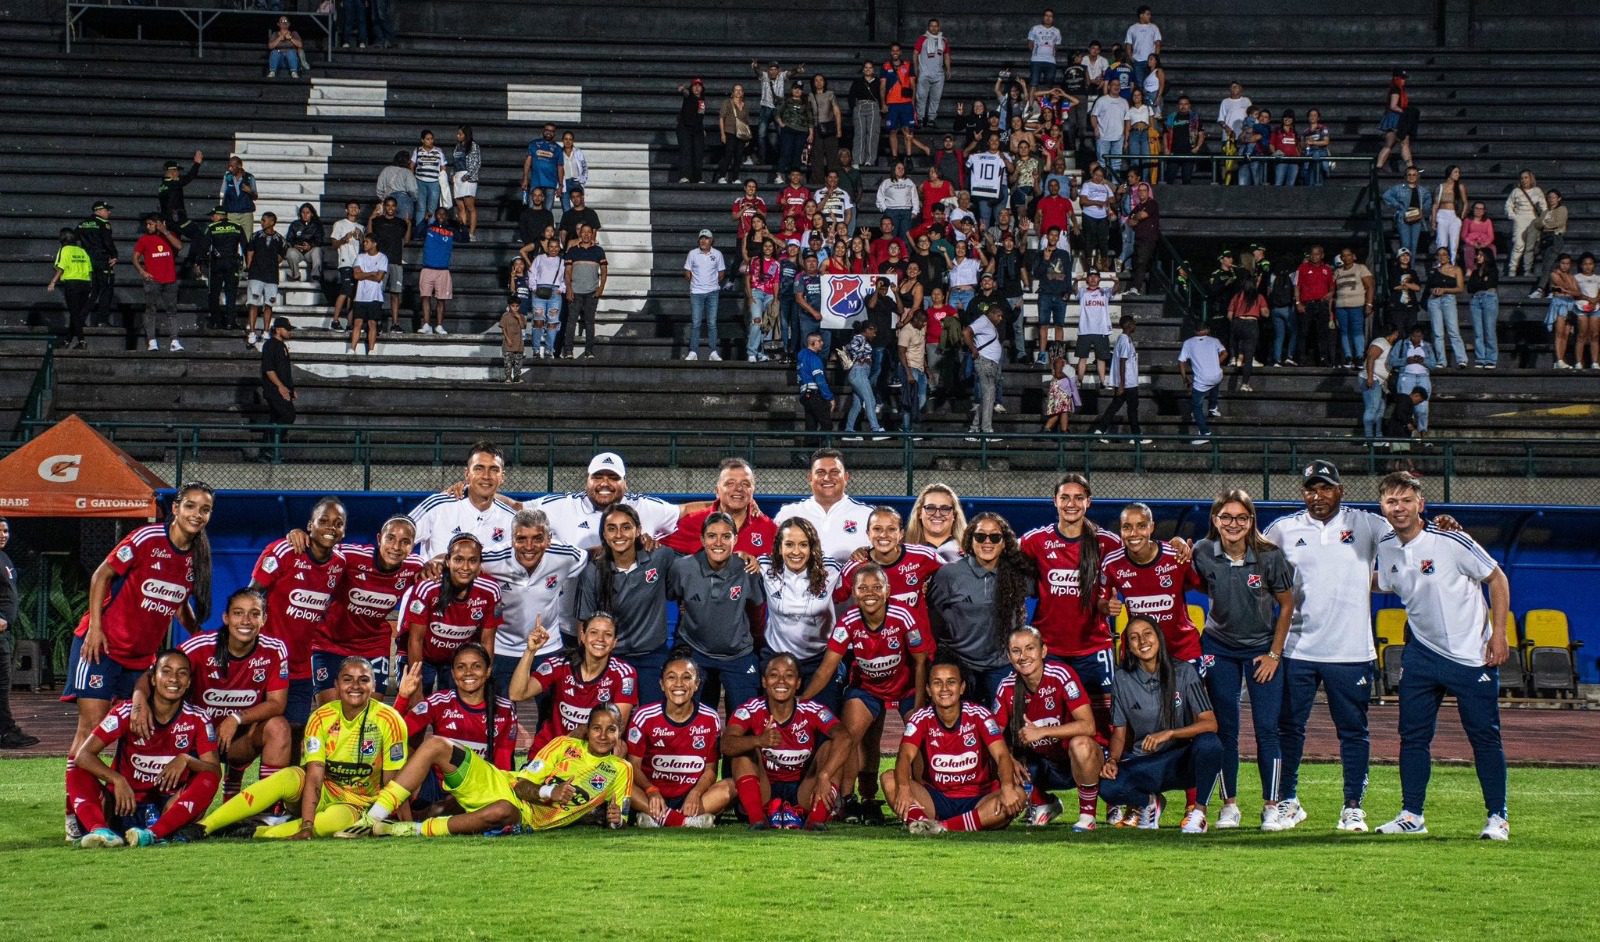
left=1427, top=294, right=1467, bottom=366
left=527, top=294, right=562, bottom=350
left=845, top=364, right=884, bottom=432
left=689, top=290, right=720, bottom=355
left=339, top=0, right=367, bottom=45
left=948, top=287, right=974, bottom=313
left=884, top=209, right=915, bottom=244
left=1335, top=306, right=1366, bottom=364
left=975, top=196, right=1002, bottom=229
left=561, top=179, right=581, bottom=213
left=1125, top=132, right=1152, bottom=178
left=781, top=292, right=800, bottom=351
left=1095, top=139, right=1122, bottom=178
left=1131, top=60, right=1150, bottom=94
left=1304, top=147, right=1329, bottom=185
left=370, top=0, right=395, bottom=44
left=901, top=367, right=927, bottom=430
left=268, top=49, right=297, bottom=73
left=388, top=191, right=415, bottom=228
left=1274, top=160, right=1300, bottom=186
left=757, top=106, right=777, bottom=162
left=414, top=180, right=440, bottom=231
left=1271, top=305, right=1297, bottom=363
left=1190, top=383, right=1219, bottom=436
left=1469, top=290, right=1499, bottom=366
left=1396, top=370, right=1430, bottom=432
left=1394, top=216, right=1423, bottom=256
left=776, top=128, right=808, bottom=178
left=1361, top=375, right=1386, bottom=438
left=1039, top=292, right=1069, bottom=329
left=1029, top=62, right=1055, bottom=89
left=748, top=288, right=773, bottom=360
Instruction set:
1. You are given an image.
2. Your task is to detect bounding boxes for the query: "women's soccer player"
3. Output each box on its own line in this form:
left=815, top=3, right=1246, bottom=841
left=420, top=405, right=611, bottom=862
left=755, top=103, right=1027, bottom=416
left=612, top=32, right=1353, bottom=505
left=402, top=533, right=502, bottom=694
left=627, top=655, right=735, bottom=827
left=884, top=660, right=1025, bottom=834
left=1099, top=502, right=1204, bottom=666
left=668, top=512, right=767, bottom=713
left=1099, top=615, right=1223, bottom=833
left=198, top=656, right=408, bottom=839
left=250, top=496, right=347, bottom=727
left=314, top=515, right=426, bottom=701
left=993, top=626, right=1101, bottom=830
left=64, top=481, right=214, bottom=843
left=338, top=703, right=633, bottom=836
left=724, top=653, right=854, bottom=830
left=395, top=643, right=518, bottom=771
left=69, top=649, right=220, bottom=848
left=509, top=614, right=638, bottom=751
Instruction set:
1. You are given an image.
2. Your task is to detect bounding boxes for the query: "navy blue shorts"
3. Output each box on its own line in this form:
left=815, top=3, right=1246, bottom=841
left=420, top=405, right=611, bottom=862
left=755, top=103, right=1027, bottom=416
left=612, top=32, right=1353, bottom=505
left=63, top=633, right=142, bottom=702
left=311, top=651, right=394, bottom=695
left=844, top=686, right=915, bottom=721
left=926, top=786, right=984, bottom=820
left=885, top=103, right=916, bottom=130
left=285, top=678, right=316, bottom=726
left=1051, top=649, right=1116, bottom=697
left=770, top=779, right=801, bottom=806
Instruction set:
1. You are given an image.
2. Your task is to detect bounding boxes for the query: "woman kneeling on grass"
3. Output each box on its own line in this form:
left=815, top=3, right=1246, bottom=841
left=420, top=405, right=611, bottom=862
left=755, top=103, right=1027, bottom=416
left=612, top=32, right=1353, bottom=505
left=723, top=653, right=855, bottom=830
left=883, top=659, right=1026, bottom=834
left=1098, top=615, right=1222, bottom=833
left=198, top=656, right=408, bottom=839
left=70, top=649, right=221, bottom=848
left=338, top=703, right=633, bottom=836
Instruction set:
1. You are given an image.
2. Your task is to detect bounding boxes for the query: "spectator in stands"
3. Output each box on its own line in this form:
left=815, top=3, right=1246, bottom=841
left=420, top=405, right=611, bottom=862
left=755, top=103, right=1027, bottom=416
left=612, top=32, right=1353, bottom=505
left=881, top=44, right=923, bottom=168
left=202, top=206, right=245, bottom=331
left=418, top=207, right=460, bottom=336
left=848, top=61, right=882, bottom=169
left=499, top=299, right=524, bottom=383
left=1575, top=254, right=1600, bottom=369
left=244, top=213, right=286, bottom=350
left=1407, top=376, right=1430, bottom=437
left=558, top=188, right=601, bottom=249
left=676, top=78, right=709, bottom=185
left=1382, top=167, right=1433, bottom=259
left=1125, top=7, right=1163, bottom=90
left=963, top=280, right=1006, bottom=441
left=519, top=125, right=562, bottom=217
left=1332, top=247, right=1375, bottom=369
left=1216, top=81, right=1252, bottom=172
left=1127, top=181, right=1160, bottom=296
left=47, top=228, right=93, bottom=349
left=684, top=229, right=726, bottom=361
left=1162, top=96, right=1203, bottom=185
left=266, top=16, right=303, bottom=79
left=370, top=0, right=396, bottom=49
left=329, top=201, right=363, bottom=331
left=1269, top=111, right=1301, bottom=187
left=349, top=235, right=386, bottom=355
left=526, top=237, right=565, bottom=358
left=133, top=215, right=183, bottom=353
left=967, top=133, right=1012, bottom=228
left=1294, top=245, right=1335, bottom=367
left=876, top=161, right=920, bottom=244
left=1238, top=108, right=1272, bottom=186
left=1466, top=248, right=1499, bottom=369
left=1389, top=323, right=1434, bottom=427
left=1091, top=79, right=1128, bottom=179
left=745, top=237, right=781, bottom=363
left=715, top=85, right=753, bottom=185
left=1027, top=10, right=1062, bottom=87
left=260, top=317, right=296, bottom=441
left=1387, top=250, right=1424, bottom=334
left=220, top=156, right=258, bottom=240
left=796, top=331, right=834, bottom=432
left=367, top=196, right=409, bottom=333
left=76, top=200, right=118, bottom=332
left=563, top=224, right=607, bottom=359
left=339, top=0, right=368, bottom=49
left=1079, top=165, right=1114, bottom=271
left=842, top=322, right=887, bottom=440
left=1374, top=70, right=1411, bottom=173
left=751, top=60, right=803, bottom=164
left=514, top=187, right=555, bottom=248
left=898, top=308, right=929, bottom=432
left=157, top=151, right=205, bottom=272
left=409, top=130, right=448, bottom=237
left=452, top=126, right=482, bottom=240
left=375, top=150, right=417, bottom=232
left=1529, top=190, right=1568, bottom=299
left=794, top=251, right=825, bottom=352
left=1504, top=169, right=1545, bottom=278
left=284, top=203, right=324, bottom=283
left=1089, top=315, right=1145, bottom=441
left=1079, top=40, right=1109, bottom=94
left=914, top=19, right=950, bottom=129
left=1460, top=202, right=1495, bottom=274
left=1073, top=270, right=1115, bottom=388
left=806, top=75, right=843, bottom=185
left=1363, top=325, right=1400, bottom=440
left=815, top=171, right=854, bottom=232
left=774, top=82, right=814, bottom=184
left=1432, top=165, right=1466, bottom=264
left=1545, top=254, right=1580, bottom=368
left=1300, top=109, right=1330, bottom=185
left=1227, top=279, right=1266, bottom=393
left=1425, top=246, right=1467, bottom=367
left=1179, top=321, right=1227, bottom=444
left=556, top=129, right=588, bottom=214
left=1266, top=259, right=1296, bottom=366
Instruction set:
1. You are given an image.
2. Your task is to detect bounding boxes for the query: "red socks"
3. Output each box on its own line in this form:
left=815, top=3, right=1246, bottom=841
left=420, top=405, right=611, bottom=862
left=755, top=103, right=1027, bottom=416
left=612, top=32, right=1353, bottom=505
left=736, top=775, right=766, bottom=825
left=804, top=785, right=838, bottom=829
left=659, top=808, right=687, bottom=827
left=942, top=810, right=981, bottom=832
left=903, top=804, right=930, bottom=823
left=1185, top=787, right=1198, bottom=807
left=151, top=771, right=219, bottom=838
left=223, top=766, right=245, bottom=800
left=1078, top=784, right=1100, bottom=818
left=65, top=767, right=108, bottom=832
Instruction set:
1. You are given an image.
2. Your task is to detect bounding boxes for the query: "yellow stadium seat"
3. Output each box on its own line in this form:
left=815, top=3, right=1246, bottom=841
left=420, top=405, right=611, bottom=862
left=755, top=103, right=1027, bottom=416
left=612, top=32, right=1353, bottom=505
left=1523, top=609, right=1571, bottom=649
left=1522, top=609, right=1581, bottom=697
left=1499, top=614, right=1527, bottom=696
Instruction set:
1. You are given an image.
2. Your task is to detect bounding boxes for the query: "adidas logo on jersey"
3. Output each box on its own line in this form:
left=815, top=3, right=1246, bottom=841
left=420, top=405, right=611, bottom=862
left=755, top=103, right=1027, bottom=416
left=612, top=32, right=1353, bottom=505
left=1295, top=538, right=1307, bottom=547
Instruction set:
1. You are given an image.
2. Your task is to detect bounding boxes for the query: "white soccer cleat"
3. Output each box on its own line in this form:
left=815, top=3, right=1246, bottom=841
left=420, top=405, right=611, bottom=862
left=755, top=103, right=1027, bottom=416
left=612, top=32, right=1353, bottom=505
left=1024, top=797, right=1063, bottom=827
left=1480, top=814, right=1510, bottom=841
left=333, top=815, right=377, bottom=838
left=906, top=816, right=946, bottom=836
left=682, top=814, right=717, bottom=829
left=635, top=814, right=662, bottom=828
left=1136, top=795, right=1165, bottom=830
left=1216, top=803, right=1243, bottom=829
left=1106, top=804, right=1129, bottom=828
left=1179, top=808, right=1209, bottom=834
left=1375, top=810, right=1428, bottom=835
left=65, top=815, right=84, bottom=845
left=1336, top=807, right=1369, bottom=833
left=1071, top=813, right=1097, bottom=832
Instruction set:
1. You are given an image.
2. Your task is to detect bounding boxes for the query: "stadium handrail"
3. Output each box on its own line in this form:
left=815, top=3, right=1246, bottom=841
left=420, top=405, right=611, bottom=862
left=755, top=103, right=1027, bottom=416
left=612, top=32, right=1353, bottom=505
left=64, top=0, right=335, bottom=61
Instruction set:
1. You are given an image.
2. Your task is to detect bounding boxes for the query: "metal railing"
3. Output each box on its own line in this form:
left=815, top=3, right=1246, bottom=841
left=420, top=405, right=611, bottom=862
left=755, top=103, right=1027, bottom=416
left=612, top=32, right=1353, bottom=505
left=13, top=420, right=1600, bottom=505
left=65, top=1, right=335, bottom=60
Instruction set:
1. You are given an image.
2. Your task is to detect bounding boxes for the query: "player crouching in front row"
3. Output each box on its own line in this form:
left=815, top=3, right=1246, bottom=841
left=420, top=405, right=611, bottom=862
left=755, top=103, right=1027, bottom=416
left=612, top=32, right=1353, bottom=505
left=723, top=653, right=856, bottom=830
left=883, top=660, right=1027, bottom=834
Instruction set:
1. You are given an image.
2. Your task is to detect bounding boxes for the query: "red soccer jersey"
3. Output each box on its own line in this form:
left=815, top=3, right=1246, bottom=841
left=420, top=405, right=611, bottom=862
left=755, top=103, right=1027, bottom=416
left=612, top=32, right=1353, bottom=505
left=1098, top=542, right=1204, bottom=661
left=251, top=539, right=346, bottom=681
left=778, top=186, right=811, bottom=221
left=134, top=233, right=178, bottom=284
left=626, top=703, right=722, bottom=800
left=398, top=690, right=518, bottom=770
left=827, top=603, right=932, bottom=702
left=531, top=654, right=640, bottom=750
left=95, top=700, right=217, bottom=798
left=178, top=631, right=289, bottom=719
left=1297, top=262, right=1334, bottom=302
left=732, top=195, right=768, bottom=237
left=835, top=544, right=943, bottom=628
left=991, top=662, right=1091, bottom=763
left=727, top=697, right=839, bottom=783
left=901, top=702, right=1003, bottom=798
left=661, top=504, right=779, bottom=558
left=400, top=576, right=504, bottom=666
left=318, top=543, right=426, bottom=659
left=1020, top=524, right=1124, bottom=657
left=74, top=524, right=195, bottom=670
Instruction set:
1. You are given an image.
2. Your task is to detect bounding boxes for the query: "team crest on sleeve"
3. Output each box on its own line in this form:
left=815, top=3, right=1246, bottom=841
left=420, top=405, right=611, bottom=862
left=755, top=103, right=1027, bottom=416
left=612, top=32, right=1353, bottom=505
left=1420, top=560, right=1435, bottom=574
left=261, top=556, right=279, bottom=574
left=644, top=568, right=660, bottom=584
left=1246, top=574, right=1262, bottom=589
left=98, top=714, right=118, bottom=733
left=116, top=545, right=135, bottom=563
left=305, top=736, right=322, bottom=754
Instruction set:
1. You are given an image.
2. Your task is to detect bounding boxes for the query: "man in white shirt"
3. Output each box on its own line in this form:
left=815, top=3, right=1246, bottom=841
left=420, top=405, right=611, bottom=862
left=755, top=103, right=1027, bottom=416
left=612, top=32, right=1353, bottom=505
left=963, top=276, right=1006, bottom=440
left=1124, top=6, right=1163, bottom=91
left=813, top=174, right=855, bottom=231
left=484, top=508, right=587, bottom=691
left=1026, top=9, right=1063, bottom=88
left=408, top=440, right=519, bottom=569
left=1092, top=314, right=1146, bottom=442
left=775, top=448, right=875, bottom=563
left=1074, top=270, right=1116, bottom=387
left=683, top=228, right=725, bottom=361
left=1177, top=321, right=1227, bottom=443
left=1217, top=81, right=1253, bottom=142
left=530, top=451, right=684, bottom=551
left=1091, top=80, right=1130, bottom=179
left=1078, top=165, right=1115, bottom=271
left=329, top=199, right=364, bottom=330
left=1372, top=471, right=1511, bottom=840
left=1080, top=41, right=1109, bottom=93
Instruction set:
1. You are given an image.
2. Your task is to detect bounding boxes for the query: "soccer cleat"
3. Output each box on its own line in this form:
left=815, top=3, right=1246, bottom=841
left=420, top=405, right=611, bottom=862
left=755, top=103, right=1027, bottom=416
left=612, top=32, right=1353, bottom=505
left=839, top=794, right=864, bottom=824
left=65, top=815, right=84, bottom=845
left=1071, top=813, right=1097, bottom=832
left=1216, top=803, right=1243, bottom=829
left=682, top=814, right=717, bottom=829
left=858, top=799, right=887, bottom=826
left=375, top=820, right=421, bottom=837
left=333, top=815, right=377, bottom=838
left=1024, top=797, right=1063, bottom=827
left=906, top=816, right=946, bottom=836
left=1179, top=808, right=1209, bottom=834
left=79, top=828, right=124, bottom=849
left=1480, top=814, right=1510, bottom=841
left=1136, top=795, right=1165, bottom=830
left=1336, top=807, right=1369, bottom=833
left=635, top=814, right=663, bottom=829
left=1105, top=804, right=1128, bottom=828
left=1375, top=811, right=1427, bottom=835
left=123, top=827, right=159, bottom=847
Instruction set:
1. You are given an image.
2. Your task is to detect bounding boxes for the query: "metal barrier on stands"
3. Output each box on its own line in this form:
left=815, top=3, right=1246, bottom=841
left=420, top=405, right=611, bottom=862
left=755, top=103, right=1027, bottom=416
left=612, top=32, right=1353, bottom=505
left=65, top=1, right=335, bottom=60
left=12, top=420, right=1600, bottom=505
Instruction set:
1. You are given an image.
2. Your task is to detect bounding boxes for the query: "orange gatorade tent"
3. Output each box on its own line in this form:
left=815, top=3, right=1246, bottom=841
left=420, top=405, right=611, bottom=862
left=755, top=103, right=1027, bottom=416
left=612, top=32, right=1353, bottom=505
left=0, top=414, right=165, bottom=519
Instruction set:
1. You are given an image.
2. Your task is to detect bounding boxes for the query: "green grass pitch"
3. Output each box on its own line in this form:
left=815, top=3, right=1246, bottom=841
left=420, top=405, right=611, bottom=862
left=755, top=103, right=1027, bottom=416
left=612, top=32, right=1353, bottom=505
left=2, top=757, right=1596, bottom=941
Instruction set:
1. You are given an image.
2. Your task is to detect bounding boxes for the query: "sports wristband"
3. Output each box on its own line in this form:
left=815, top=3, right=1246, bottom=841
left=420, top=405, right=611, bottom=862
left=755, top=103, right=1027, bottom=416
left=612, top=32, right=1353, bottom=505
left=646, top=786, right=661, bottom=796
left=538, top=783, right=556, bottom=801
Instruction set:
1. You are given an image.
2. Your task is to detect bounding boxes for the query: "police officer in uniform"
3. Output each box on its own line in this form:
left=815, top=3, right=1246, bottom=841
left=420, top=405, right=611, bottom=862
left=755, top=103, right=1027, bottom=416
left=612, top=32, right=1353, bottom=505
left=76, top=200, right=118, bottom=333
left=158, top=150, right=205, bottom=278
left=203, top=205, right=247, bottom=330
left=1207, top=249, right=1244, bottom=340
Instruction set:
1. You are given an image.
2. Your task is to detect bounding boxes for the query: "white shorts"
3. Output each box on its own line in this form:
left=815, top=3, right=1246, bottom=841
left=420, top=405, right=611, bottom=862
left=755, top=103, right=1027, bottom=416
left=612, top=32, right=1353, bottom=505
left=247, top=280, right=280, bottom=307
left=453, top=177, right=478, bottom=199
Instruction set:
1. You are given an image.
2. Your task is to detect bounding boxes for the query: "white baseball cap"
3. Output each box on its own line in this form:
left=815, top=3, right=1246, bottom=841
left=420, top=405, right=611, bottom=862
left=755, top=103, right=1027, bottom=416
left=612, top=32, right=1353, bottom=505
left=698, top=228, right=714, bottom=240
left=587, top=452, right=626, bottom=478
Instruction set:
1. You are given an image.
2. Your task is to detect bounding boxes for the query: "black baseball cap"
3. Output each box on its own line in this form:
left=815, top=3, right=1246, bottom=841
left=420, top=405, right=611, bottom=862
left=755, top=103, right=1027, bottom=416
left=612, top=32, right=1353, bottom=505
left=210, top=205, right=227, bottom=215
left=92, top=200, right=112, bottom=211
left=270, top=317, right=295, bottom=331
left=164, top=160, right=181, bottom=171
left=1302, top=459, right=1341, bottom=487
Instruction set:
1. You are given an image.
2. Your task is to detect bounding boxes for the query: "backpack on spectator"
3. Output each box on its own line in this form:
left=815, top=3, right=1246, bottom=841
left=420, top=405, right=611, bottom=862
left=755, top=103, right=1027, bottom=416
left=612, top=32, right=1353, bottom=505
left=1268, top=270, right=1295, bottom=309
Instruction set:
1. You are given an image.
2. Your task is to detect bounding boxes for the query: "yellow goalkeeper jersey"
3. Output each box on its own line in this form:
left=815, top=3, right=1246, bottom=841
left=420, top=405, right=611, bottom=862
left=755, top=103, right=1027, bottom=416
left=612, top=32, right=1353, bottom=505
left=449, top=735, right=632, bottom=831
left=301, top=700, right=408, bottom=806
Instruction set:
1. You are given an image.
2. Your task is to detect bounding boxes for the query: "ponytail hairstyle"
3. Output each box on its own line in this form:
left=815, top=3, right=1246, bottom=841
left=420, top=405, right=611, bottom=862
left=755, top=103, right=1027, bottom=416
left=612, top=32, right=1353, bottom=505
left=173, top=481, right=215, bottom=624
left=147, top=647, right=194, bottom=705
left=597, top=504, right=645, bottom=614
left=770, top=517, right=828, bottom=597
left=452, top=642, right=499, bottom=768
left=216, top=587, right=266, bottom=680
left=1117, top=615, right=1177, bottom=729
left=1055, top=473, right=1101, bottom=611
left=1003, top=625, right=1044, bottom=756
left=439, top=533, right=484, bottom=622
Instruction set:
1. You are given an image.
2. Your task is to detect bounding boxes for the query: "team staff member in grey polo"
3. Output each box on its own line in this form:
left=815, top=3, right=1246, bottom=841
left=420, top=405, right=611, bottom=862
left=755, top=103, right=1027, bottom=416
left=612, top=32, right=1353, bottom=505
left=575, top=503, right=678, bottom=706
left=1190, top=489, right=1296, bottom=831
left=924, top=512, right=1031, bottom=703
left=668, top=512, right=768, bottom=715
left=484, top=509, right=587, bottom=693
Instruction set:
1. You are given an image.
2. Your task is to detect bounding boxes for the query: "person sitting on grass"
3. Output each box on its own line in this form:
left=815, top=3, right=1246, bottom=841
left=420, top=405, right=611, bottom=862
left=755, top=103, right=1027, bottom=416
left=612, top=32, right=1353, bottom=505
left=627, top=654, right=737, bottom=828
left=337, top=703, right=632, bottom=837
left=723, top=653, right=855, bottom=830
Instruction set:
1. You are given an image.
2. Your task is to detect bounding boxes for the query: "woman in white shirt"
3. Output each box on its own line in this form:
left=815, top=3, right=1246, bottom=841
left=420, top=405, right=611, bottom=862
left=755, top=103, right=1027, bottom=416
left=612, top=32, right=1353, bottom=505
left=559, top=131, right=589, bottom=213
left=1123, top=89, right=1155, bottom=179
left=409, top=129, right=448, bottom=234
left=760, top=517, right=841, bottom=712
left=942, top=238, right=985, bottom=312
left=527, top=238, right=567, bottom=359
